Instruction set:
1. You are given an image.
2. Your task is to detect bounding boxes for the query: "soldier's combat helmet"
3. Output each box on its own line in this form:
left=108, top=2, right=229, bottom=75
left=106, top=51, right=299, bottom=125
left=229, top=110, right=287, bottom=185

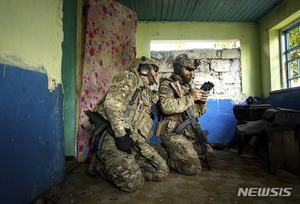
left=128, top=56, right=160, bottom=85
left=173, top=54, right=200, bottom=75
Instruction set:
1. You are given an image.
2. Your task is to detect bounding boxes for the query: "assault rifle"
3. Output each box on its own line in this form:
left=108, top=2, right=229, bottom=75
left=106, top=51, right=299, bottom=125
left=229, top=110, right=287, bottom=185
left=84, top=110, right=114, bottom=151
left=130, top=143, right=160, bottom=171
left=169, top=81, right=213, bottom=170
left=84, top=110, right=160, bottom=171
left=125, top=129, right=160, bottom=171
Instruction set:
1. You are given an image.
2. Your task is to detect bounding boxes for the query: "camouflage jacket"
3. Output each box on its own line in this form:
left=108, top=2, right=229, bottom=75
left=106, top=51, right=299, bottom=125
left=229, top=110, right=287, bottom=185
left=93, top=70, right=158, bottom=142
left=158, top=74, right=207, bottom=125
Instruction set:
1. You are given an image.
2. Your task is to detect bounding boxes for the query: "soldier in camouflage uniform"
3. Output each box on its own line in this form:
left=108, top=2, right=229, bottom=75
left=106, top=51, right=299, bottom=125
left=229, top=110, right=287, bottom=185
left=156, top=54, right=215, bottom=175
left=87, top=56, right=169, bottom=192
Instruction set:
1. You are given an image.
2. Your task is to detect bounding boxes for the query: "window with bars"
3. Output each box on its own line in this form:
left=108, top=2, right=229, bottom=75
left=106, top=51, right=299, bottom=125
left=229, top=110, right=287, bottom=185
left=282, top=22, right=300, bottom=88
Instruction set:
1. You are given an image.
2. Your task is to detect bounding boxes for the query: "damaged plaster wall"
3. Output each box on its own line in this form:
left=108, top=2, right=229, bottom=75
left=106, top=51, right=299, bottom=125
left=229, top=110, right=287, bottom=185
left=0, top=0, right=65, bottom=203
left=0, top=0, right=64, bottom=87
left=151, top=48, right=241, bottom=97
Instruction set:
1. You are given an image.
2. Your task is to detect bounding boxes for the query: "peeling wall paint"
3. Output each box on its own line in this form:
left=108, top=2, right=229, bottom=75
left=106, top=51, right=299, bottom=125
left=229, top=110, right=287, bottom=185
left=0, top=0, right=65, bottom=203
left=0, top=0, right=64, bottom=84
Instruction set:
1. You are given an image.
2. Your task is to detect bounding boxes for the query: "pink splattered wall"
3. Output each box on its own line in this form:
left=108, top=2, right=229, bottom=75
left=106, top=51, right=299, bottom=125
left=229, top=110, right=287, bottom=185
left=78, top=0, right=137, bottom=162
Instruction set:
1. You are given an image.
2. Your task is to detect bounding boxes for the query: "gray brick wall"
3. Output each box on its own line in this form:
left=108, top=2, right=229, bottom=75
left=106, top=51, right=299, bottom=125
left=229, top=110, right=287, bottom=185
left=151, top=48, right=241, bottom=96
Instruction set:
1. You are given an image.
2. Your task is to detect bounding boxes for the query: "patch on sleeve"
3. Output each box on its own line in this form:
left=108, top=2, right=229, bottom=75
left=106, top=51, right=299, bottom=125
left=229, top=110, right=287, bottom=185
left=160, top=87, right=169, bottom=94
left=115, top=74, right=126, bottom=82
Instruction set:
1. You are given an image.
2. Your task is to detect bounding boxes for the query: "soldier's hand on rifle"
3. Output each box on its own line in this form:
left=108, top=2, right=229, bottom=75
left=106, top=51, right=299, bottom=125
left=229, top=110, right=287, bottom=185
left=191, top=88, right=203, bottom=101
left=115, top=129, right=135, bottom=154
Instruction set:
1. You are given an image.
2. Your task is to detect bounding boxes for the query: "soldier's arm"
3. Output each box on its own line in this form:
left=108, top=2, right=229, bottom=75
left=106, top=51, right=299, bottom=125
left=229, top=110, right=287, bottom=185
left=197, top=90, right=208, bottom=115
left=158, top=82, right=194, bottom=115
left=193, top=102, right=207, bottom=116
left=104, top=73, right=136, bottom=137
left=192, top=90, right=208, bottom=116
left=199, top=102, right=207, bottom=115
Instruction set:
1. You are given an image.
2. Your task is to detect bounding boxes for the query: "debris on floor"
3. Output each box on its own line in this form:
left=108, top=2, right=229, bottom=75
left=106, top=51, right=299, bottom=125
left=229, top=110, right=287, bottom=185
left=33, top=148, right=300, bottom=204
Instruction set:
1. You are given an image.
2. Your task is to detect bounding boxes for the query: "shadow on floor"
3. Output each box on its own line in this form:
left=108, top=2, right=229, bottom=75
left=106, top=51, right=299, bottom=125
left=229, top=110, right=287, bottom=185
left=34, top=148, right=300, bottom=204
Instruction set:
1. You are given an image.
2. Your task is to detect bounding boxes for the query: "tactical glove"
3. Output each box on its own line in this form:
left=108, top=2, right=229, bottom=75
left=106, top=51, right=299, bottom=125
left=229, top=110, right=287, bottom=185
left=115, top=129, right=134, bottom=154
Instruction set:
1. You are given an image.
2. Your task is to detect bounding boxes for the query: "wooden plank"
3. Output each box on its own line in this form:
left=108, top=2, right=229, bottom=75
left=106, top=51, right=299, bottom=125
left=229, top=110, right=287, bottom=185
left=115, top=0, right=284, bottom=23
left=249, top=0, right=279, bottom=23
left=139, top=0, right=147, bottom=21
left=207, top=0, right=229, bottom=22
left=171, top=0, right=188, bottom=21
left=223, top=0, right=249, bottom=22
left=217, top=0, right=237, bottom=21
left=266, top=126, right=300, bottom=175
left=128, top=0, right=136, bottom=12
left=155, top=0, right=163, bottom=21
left=220, top=0, right=241, bottom=22
left=133, top=0, right=140, bottom=18
left=283, top=129, right=300, bottom=175
left=76, top=0, right=88, bottom=156
left=160, top=0, right=169, bottom=21
left=146, top=0, right=156, bottom=21
left=267, top=129, right=285, bottom=174
left=201, top=0, right=220, bottom=21
left=182, top=0, right=199, bottom=21
left=117, top=0, right=127, bottom=7
left=166, top=0, right=176, bottom=21
left=188, top=0, right=210, bottom=21
left=236, top=0, right=269, bottom=22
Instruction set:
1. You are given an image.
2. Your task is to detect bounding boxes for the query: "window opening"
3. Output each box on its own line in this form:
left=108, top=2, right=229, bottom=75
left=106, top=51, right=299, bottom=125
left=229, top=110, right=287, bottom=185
left=150, top=40, right=241, bottom=96
left=282, top=22, right=300, bottom=88
left=150, top=40, right=240, bottom=51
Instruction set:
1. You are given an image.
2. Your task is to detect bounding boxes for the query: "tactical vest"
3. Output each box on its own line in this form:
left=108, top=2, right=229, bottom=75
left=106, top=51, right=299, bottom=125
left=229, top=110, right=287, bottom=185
left=158, top=77, right=202, bottom=119
left=93, top=71, right=156, bottom=143
left=155, top=77, right=203, bottom=137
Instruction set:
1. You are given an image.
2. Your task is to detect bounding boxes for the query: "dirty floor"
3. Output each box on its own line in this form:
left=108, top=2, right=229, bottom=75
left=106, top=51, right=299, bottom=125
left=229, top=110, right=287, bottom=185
left=34, top=146, right=300, bottom=204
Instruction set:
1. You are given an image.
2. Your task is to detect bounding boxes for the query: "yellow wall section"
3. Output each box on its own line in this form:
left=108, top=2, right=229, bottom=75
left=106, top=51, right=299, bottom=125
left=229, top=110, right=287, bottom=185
left=259, top=0, right=300, bottom=96
left=0, top=0, right=63, bottom=84
left=137, top=22, right=261, bottom=96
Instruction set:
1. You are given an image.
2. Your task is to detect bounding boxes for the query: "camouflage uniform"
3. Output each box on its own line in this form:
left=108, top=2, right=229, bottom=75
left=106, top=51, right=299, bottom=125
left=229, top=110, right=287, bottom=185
left=157, top=55, right=215, bottom=175
left=88, top=57, right=169, bottom=192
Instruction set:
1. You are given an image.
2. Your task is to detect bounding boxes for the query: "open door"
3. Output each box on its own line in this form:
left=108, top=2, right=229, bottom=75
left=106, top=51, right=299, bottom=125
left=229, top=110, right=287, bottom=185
left=77, top=0, right=137, bottom=162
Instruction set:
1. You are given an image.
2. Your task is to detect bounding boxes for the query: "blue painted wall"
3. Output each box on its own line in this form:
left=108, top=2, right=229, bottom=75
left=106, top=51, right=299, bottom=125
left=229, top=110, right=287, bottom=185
left=149, top=89, right=300, bottom=144
left=200, top=99, right=237, bottom=143
left=149, top=98, right=238, bottom=144
left=148, top=89, right=300, bottom=143
left=0, top=64, right=65, bottom=204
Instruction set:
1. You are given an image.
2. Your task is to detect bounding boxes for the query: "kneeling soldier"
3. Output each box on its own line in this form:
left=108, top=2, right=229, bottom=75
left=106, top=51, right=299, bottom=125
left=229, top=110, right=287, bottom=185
left=85, top=56, right=169, bottom=192
left=156, top=54, right=216, bottom=175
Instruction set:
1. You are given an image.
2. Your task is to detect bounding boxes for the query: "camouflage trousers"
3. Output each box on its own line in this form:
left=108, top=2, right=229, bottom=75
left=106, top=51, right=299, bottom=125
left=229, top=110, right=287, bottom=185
left=89, top=134, right=169, bottom=192
left=160, top=130, right=216, bottom=175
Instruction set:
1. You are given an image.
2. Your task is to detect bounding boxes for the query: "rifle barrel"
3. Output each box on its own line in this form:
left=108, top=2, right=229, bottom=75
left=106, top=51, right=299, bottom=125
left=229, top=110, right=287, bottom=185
left=131, top=144, right=160, bottom=171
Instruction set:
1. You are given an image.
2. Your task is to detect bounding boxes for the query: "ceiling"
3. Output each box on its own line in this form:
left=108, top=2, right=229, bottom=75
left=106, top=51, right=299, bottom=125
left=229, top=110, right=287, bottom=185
left=115, top=0, right=286, bottom=23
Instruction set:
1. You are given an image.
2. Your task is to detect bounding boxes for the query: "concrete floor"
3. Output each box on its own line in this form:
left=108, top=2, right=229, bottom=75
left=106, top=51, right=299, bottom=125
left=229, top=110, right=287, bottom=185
left=35, top=146, right=300, bottom=204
